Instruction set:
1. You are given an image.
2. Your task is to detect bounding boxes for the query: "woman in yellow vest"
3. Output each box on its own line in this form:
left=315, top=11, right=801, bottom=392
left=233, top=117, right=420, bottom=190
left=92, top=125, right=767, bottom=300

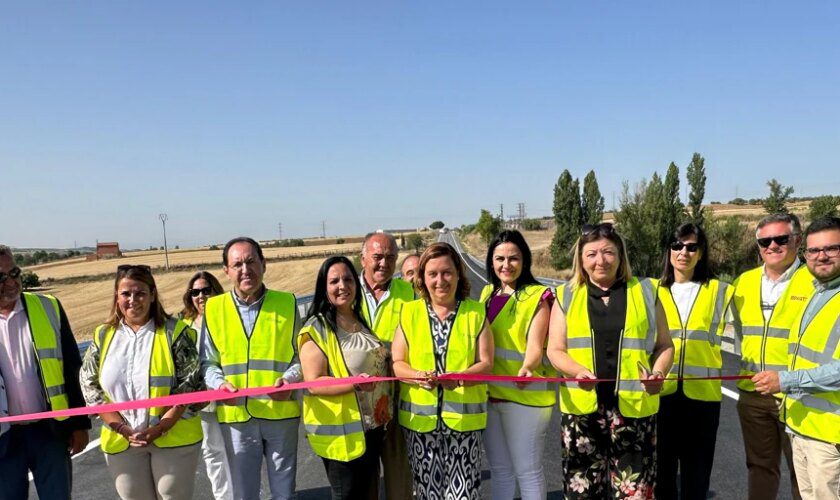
left=479, top=229, right=554, bottom=500
left=547, top=223, right=673, bottom=500
left=392, top=242, right=494, bottom=500
left=79, top=264, right=206, bottom=500
left=298, top=256, right=392, bottom=500
left=654, top=223, right=733, bottom=500
left=179, top=271, right=231, bottom=500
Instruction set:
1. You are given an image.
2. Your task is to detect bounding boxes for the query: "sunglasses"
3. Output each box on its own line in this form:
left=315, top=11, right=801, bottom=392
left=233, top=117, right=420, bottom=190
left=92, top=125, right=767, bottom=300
left=756, top=234, right=794, bottom=248
left=0, top=266, right=22, bottom=283
left=189, top=286, right=214, bottom=298
left=581, top=223, right=615, bottom=237
left=803, top=244, right=840, bottom=261
left=669, top=242, right=700, bottom=253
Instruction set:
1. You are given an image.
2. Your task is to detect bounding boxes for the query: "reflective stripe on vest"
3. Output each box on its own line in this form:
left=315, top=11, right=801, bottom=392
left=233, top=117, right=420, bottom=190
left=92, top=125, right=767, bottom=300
left=95, top=317, right=203, bottom=454
left=783, top=291, right=840, bottom=444
left=205, top=290, right=301, bottom=423
left=732, top=266, right=814, bottom=393
left=557, top=278, right=660, bottom=417
left=658, top=280, right=733, bottom=402
left=22, top=293, right=69, bottom=420
left=298, top=316, right=366, bottom=462
left=398, top=299, right=488, bottom=432
left=479, top=284, right=556, bottom=406
left=361, top=278, right=414, bottom=345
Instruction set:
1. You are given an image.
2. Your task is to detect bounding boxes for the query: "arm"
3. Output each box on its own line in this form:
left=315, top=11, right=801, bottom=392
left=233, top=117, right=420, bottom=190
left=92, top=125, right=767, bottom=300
left=392, top=325, right=435, bottom=389
left=642, top=301, right=675, bottom=394
left=299, top=336, right=355, bottom=396
left=280, top=307, right=303, bottom=384
left=199, top=321, right=229, bottom=391
left=545, top=300, right=596, bottom=389
left=754, top=361, right=840, bottom=395
left=520, top=299, right=551, bottom=376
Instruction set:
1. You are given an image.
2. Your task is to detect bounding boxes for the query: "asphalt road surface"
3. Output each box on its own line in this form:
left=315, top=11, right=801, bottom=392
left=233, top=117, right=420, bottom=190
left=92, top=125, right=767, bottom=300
left=36, top=233, right=794, bottom=499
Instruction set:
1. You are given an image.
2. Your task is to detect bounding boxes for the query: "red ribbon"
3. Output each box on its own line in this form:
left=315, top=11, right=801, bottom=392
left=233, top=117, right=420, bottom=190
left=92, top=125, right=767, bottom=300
left=0, top=373, right=752, bottom=424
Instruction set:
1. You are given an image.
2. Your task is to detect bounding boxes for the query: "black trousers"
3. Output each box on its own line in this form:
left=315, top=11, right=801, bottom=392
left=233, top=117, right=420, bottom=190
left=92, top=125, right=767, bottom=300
left=322, top=426, right=385, bottom=500
left=656, top=389, right=721, bottom=500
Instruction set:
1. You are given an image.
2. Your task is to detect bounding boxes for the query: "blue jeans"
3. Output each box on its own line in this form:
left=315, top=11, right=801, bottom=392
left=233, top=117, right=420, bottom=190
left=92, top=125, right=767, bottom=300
left=0, top=421, right=72, bottom=500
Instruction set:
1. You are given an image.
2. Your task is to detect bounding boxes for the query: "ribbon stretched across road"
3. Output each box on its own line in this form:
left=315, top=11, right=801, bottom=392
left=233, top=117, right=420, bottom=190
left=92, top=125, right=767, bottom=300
left=0, top=373, right=752, bottom=424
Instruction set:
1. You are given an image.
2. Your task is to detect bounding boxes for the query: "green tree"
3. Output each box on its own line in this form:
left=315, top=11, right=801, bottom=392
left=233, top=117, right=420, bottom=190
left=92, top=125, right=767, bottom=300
left=520, top=218, right=543, bottom=231
left=686, top=152, right=706, bottom=225
left=705, top=215, right=759, bottom=282
left=581, top=170, right=605, bottom=225
left=762, top=179, right=795, bottom=214
left=429, top=221, right=445, bottom=230
left=21, top=271, right=40, bottom=289
left=476, top=209, right=503, bottom=244
left=663, top=162, right=685, bottom=237
left=406, top=233, right=425, bottom=252
left=808, top=195, right=840, bottom=220
left=614, top=174, right=673, bottom=277
left=549, top=171, right=583, bottom=270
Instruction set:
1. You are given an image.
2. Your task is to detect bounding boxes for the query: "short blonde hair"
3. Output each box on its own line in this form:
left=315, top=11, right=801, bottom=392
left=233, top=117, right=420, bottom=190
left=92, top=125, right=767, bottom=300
left=569, top=224, right=633, bottom=289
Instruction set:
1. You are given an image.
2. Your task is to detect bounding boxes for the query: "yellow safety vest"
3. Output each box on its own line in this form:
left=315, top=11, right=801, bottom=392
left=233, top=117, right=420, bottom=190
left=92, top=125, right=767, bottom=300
left=22, top=293, right=69, bottom=420
left=398, top=299, right=488, bottom=432
left=557, top=278, right=660, bottom=417
left=298, top=316, right=366, bottom=461
left=360, top=278, right=415, bottom=346
left=657, top=279, right=733, bottom=401
left=479, top=284, right=556, bottom=407
left=732, top=266, right=814, bottom=393
left=94, top=318, right=203, bottom=454
left=783, top=290, right=840, bottom=444
left=205, top=290, right=301, bottom=423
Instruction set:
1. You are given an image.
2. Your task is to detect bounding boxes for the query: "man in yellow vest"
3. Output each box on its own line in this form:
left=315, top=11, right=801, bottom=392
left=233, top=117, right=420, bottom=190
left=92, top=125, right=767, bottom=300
left=731, top=213, right=811, bottom=500
left=754, top=216, right=840, bottom=500
left=0, top=245, right=91, bottom=499
left=359, top=232, right=414, bottom=500
left=200, top=237, right=302, bottom=500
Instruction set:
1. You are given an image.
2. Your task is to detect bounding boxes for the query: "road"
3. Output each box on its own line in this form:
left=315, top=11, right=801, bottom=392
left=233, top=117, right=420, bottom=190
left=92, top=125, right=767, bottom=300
left=42, top=233, right=794, bottom=499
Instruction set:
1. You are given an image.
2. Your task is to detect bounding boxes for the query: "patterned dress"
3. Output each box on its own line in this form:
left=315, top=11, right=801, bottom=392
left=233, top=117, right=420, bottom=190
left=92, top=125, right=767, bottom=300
left=404, top=301, right=483, bottom=500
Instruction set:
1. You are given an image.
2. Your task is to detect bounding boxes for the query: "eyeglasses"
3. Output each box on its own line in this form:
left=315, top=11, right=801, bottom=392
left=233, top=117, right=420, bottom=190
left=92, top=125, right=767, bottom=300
left=803, top=244, right=840, bottom=261
left=116, top=264, right=152, bottom=275
left=190, top=286, right=213, bottom=297
left=581, top=223, right=615, bottom=237
left=0, top=267, right=22, bottom=283
left=756, top=234, right=795, bottom=248
left=669, top=242, right=700, bottom=253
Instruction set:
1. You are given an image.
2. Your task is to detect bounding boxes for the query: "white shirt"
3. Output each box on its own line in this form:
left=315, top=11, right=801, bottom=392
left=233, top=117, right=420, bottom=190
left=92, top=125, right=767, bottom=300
left=761, top=259, right=801, bottom=320
left=0, top=298, right=48, bottom=417
left=360, top=277, right=392, bottom=321
left=100, top=319, right=156, bottom=431
left=670, top=281, right=701, bottom=324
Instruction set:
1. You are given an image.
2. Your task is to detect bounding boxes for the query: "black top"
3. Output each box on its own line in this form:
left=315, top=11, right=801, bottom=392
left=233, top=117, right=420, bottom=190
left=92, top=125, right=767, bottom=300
left=586, top=279, right=627, bottom=406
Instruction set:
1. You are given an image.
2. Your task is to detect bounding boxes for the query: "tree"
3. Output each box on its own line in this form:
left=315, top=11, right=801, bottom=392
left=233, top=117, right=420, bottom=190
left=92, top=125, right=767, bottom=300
left=663, top=162, right=685, bottom=237
left=762, top=179, right=794, bottom=214
left=808, top=195, right=840, bottom=220
left=476, top=209, right=503, bottom=244
left=581, top=170, right=605, bottom=225
left=21, top=271, right=40, bottom=289
left=686, top=152, right=706, bottom=225
left=614, top=174, right=673, bottom=277
left=406, top=233, right=425, bottom=252
left=549, top=170, right=583, bottom=270
left=705, top=215, right=759, bottom=282
left=520, top=218, right=543, bottom=231
left=429, top=221, right=445, bottom=230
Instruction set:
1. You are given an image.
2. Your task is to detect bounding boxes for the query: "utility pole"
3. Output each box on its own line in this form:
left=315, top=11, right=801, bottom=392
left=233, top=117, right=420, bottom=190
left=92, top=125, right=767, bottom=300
left=321, top=220, right=326, bottom=239
left=278, top=222, right=282, bottom=241
left=499, top=203, right=504, bottom=220
left=159, top=213, right=170, bottom=271
left=517, top=202, right=526, bottom=221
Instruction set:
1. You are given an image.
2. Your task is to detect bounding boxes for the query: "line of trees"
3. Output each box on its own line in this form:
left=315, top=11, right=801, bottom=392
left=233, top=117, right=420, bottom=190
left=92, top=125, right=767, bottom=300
left=550, top=169, right=605, bottom=269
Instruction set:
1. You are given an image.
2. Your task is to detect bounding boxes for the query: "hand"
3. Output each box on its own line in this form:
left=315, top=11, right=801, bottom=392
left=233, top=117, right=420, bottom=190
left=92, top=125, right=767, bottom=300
left=516, top=366, right=535, bottom=389
left=218, top=382, right=240, bottom=405
left=129, top=425, right=166, bottom=447
left=67, top=429, right=89, bottom=455
left=438, top=373, right=460, bottom=391
left=574, top=369, right=597, bottom=391
left=752, top=371, right=781, bottom=395
left=415, top=370, right=437, bottom=390
left=269, top=377, right=292, bottom=401
left=353, top=373, right=377, bottom=392
left=641, top=370, right=665, bottom=395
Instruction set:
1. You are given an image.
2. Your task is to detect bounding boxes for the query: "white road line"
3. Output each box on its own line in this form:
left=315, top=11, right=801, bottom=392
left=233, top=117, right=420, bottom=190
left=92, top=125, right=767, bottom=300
left=447, top=235, right=488, bottom=284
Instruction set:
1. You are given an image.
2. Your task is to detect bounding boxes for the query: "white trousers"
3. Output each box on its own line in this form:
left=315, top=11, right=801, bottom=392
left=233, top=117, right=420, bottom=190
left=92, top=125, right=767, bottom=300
left=791, top=432, right=840, bottom=500
left=483, top=401, right=553, bottom=500
left=201, top=410, right=233, bottom=500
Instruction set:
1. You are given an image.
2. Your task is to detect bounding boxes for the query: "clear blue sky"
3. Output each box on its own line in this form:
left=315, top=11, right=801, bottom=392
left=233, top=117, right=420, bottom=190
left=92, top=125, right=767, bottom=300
left=2, top=2, right=839, bottom=249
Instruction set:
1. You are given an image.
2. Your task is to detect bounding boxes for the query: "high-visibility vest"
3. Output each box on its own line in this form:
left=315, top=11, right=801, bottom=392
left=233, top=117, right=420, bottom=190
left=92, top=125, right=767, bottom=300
left=94, top=317, right=203, bottom=454
left=205, top=290, right=301, bottom=423
left=657, top=279, right=733, bottom=401
left=557, top=278, right=660, bottom=418
left=398, top=299, right=488, bottom=432
left=360, top=278, right=414, bottom=346
left=298, top=316, right=366, bottom=461
left=783, top=290, right=840, bottom=444
left=479, top=283, right=556, bottom=407
left=732, top=266, right=814, bottom=393
left=21, top=293, right=69, bottom=420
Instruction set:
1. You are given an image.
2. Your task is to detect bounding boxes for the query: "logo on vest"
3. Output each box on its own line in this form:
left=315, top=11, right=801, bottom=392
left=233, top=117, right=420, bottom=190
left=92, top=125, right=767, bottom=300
left=789, top=295, right=809, bottom=302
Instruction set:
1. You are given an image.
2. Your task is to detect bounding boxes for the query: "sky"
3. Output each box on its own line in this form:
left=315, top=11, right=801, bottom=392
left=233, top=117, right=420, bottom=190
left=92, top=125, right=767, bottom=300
left=2, top=2, right=839, bottom=249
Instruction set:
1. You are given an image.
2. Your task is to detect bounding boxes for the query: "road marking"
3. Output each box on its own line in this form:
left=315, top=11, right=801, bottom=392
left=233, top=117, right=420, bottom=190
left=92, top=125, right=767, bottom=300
left=446, top=235, right=488, bottom=285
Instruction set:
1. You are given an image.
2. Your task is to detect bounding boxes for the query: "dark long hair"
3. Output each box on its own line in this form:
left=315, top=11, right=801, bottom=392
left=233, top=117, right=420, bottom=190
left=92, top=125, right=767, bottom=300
left=484, top=230, right=542, bottom=314
left=305, top=255, right=369, bottom=334
left=180, top=271, right=225, bottom=320
left=660, top=223, right=713, bottom=287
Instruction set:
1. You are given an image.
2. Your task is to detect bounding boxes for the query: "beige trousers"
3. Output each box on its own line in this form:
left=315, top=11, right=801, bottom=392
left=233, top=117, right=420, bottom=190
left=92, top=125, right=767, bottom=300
left=791, top=433, right=840, bottom=500
left=104, top=443, right=200, bottom=500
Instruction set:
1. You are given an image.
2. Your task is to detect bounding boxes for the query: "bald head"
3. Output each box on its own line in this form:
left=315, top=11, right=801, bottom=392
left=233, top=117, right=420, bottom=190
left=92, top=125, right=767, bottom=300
left=361, top=232, right=399, bottom=287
